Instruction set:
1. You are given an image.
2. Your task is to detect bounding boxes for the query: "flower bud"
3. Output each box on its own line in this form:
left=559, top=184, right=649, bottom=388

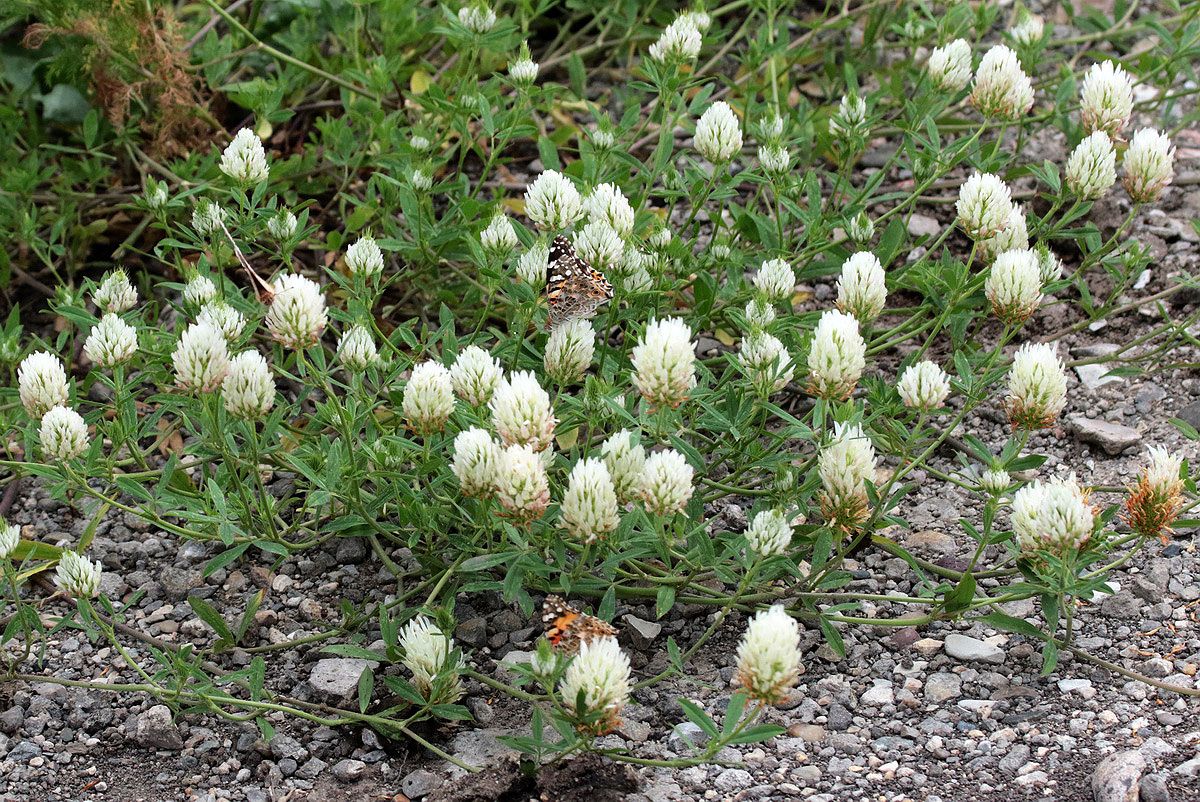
left=524, top=170, right=583, bottom=231
left=558, top=637, right=631, bottom=736
left=84, top=314, right=137, bottom=367
left=1124, top=447, right=1185, bottom=542
left=758, top=145, right=790, bottom=176
left=735, top=605, right=801, bottom=704
left=695, top=101, right=743, bottom=163
left=745, top=298, right=777, bottom=330
left=183, top=275, right=218, bottom=307
left=451, top=427, right=502, bottom=497
left=648, top=17, right=702, bottom=63
left=848, top=212, right=875, bottom=244
left=896, top=360, right=951, bottom=410
left=0, top=520, right=19, bottom=560
left=192, top=199, right=225, bottom=235
left=265, top=274, right=327, bottom=349
left=267, top=210, right=297, bottom=240
left=835, top=252, right=887, bottom=323
left=956, top=172, right=1014, bottom=240
left=490, top=371, right=556, bottom=451
left=985, top=248, right=1043, bottom=324
left=1005, top=342, right=1067, bottom=429
left=55, top=551, right=101, bottom=599
left=601, top=430, right=646, bottom=505
left=411, top=169, right=433, bottom=192
left=403, top=361, right=455, bottom=434
left=561, top=458, right=620, bottom=544
left=738, top=332, right=794, bottom=396
left=545, top=318, right=595, bottom=384
left=93, top=269, right=137, bottom=314
left=173, top=322, right=229, bottom=392
left=458, top=3, right=496, bottom=34
left=1012, top=474, right=1094, bottom=555
left=222, top=351, right=275, bottom=419
left=481, top=213, right=519, bottom=255
left=495, top=444, right=550, bottom=521
left=346, top=236, right=384, bottom=276
left=1080, top=60, right=1133, bottom=137
left=18, top=351, right=69, bottom=418
left=219, top=128, right=269, bottom=185
left=631, top=318, right=696, bottom=410
left=399, top=616, right=464, bottom=704
left=1009, top=11, right=1044, bottom=46
left=145, top=178, right=168, bottom=210
left=978, top=467, right=1011, bottom=495
left=639, top=449, right=694, bottom=516
left=1065, top=131, right=1117, bottom=200
left=754, top=258, right=795, bottom=302
left=1123, top=128, right=1175, bottom=203
left=970, top=44, right=1034, bottom=119
left=509, top=42, right=539, bottom=85
left=818, top=422, right=876, bottom=532
left=1035, top=244, right=1063, bottom=285
left=745, top=510, right=793, bottom=558
left=807, top=310, right=866, bottom=401
left=927, top=39, right=972, bottom=93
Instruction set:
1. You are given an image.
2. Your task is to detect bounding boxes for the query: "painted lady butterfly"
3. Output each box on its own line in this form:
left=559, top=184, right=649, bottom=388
left=541, top=595, right=618, bottom=653
left=544, top=235, right=614, bottom=330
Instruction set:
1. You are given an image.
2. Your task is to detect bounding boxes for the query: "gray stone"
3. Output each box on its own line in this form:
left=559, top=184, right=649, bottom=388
left=714, top=769, right=753, bottom=792
left=1092, top=750, right=1146, bottom=802
left=1177, top=400, right=1200, bottom=432
left=465, top=697, right=494, bottom=725
left=1057, top=678, right=1093, bottom=694
left=402, top=768, right=441, bottom=798
left=827, top=702, right=853, bottom=731
left=1132, top=561, right=1171, bottom=602
left=944, top=634, right=1005, bottom=665
left=308, top=658, right=377, bottom=700
left=1173, top=755, right=1200, bottom=777
left=269, top=733, right=305, bottom=760
left=999, top=744, right=1031, bottom=776
left=1069, top=417, right=1142, bottom=455
left=925, top=672, right=962, bottom=703
left=618, top=719, right=652, bottom=742
left=455, top=617, right=487, bottom=647
left=1142, top=657, right=1173, bottom=678
left=668, top=722, right=710, bottom=752
left=6, top=741, right=41, bottom=762
left=296, top=757, right=328, bottom=780
left=1139, top=772, right=1170, bottom=802
left=159, top=566, right=203, bottom=600
left=335, top=538, right=368, bottom=564
left=903, top=529, right=958, bottom=556
left=860, top=680, right=894, bottom=706
left=1101, top=592, right=1143, bottom=619
left=0, top=707, right=24, bottom=735
left=907, top=214, right=940, bottom=238
left=332, top=758, right=367, bottom=782
left=623, top=614, right=662, bottom=647
left=1075, top=364, right=1123, bottom=391
left=134, top=705, right=184, bottom=751
left=448, top=729, right=518, bottom=769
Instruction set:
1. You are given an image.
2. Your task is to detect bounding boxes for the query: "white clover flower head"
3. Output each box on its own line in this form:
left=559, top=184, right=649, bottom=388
left=602, top=430, right=647, bottom=505
left=509, top=43, right=539, bottom=85
left=1009, top=12, right=1044, bottom=46
left=758, top=144, right=790, bottom=175
left=451, top=427, right=502, bottom=497
left=55, top=551, right=101, bottom=599
left=807, top=309, right=866, bottom=401
left=222, top=350, right=275, bottom=419
left=829, top=94, right=868, bottom=139
left=1035, top=244, right=1063, bottom=285
left=979, top=467, right=1012, bottom=495
left=403, top=361, right=455, bottom=435
left=649, top=227, right=673, bottom=250
left=524, top=170, right=584, bottom=231
left=695, top=101, right=743, bottom=164
left=517, top=241, right=549, bottom=288
left=558, top=637, right=631, bottom=735
left=192, top=199, right=226, bottom=235
left=745, top=298, right=777, bottom=330
left=986, top=248, right=1043, bottom=325
left=481, top=213, right=519, bottom=256
left=145, top=178, right=168, bottom=210
left=970, top=44, right=1034, bottom=119
left=710, top=242, right=732, bottom=260
left=490, top=370, right=557, bottom=451
left=1080, top=60, right=1134, bottom=137
left=93, top=269, right=137, bottom=314
left=265, top=273, right=327, bottom=350
left=410, top=134, right=431, bottom=151
left=346, top=236, right=384, bottom=276
left=18, top=351, right=70, bottom=418
left=980, top=205, right=1029, bottom=263
left=561, top=458, right=620, bottom=544
left=956, top=172, right=1014, bottom=240
left=40, top=405, right=89, bottom=461
left=754, top=258, right=795, bottom=302
left=458, top=3, right=497, bottom=34
left=1065, top=131, right=1117, bottom=200
left=616, top=247, right=650, bottom=278
left=1012, top=475, right=1094, bottom=554
left=410, top=169, right=433, bottom=192
left=738, top=331, right=794, bottom=396
left=1144, top=447, right=1185, bottom=496
left=639, top=449, right=695, bottom=516
left=1123, top=128, right=1175, bottom=203
left=450, top=345, right=504, bottom=406
left=1127, top=447, right=1186, bottom=540
left=573, top=220, right=624, bottom=270
left=83, top=314, right=137, bottom=368
left=495, top=443, right=550, bottom=522
left=631, top=317, right=696, bottom=410
left=0, top=520, right=18, bottom=561
left=623, top=266, right=653, bottom=293
left=336, top=325, right=378, bottom=372
left=679, top=9, right=711, bottom=31
left=591, top=128, right=616, bottom=150
left=648, top=17, right=702, bottom=63
left=735, top=605, right=801, bottom=704
left=1006, top=342, right=1068, bottom=429
left=545, top=318, right=596, bottom=385
left=836, top=252, right=887, bottom=323
left=745, top=510, right=793, bottom=558
left=400, top=616, right=464, bottom=703
left=848, top=212, right=875, bottom=244
left=762, top=113, right=785, bottom=141
left=183, top=275, right=218, bottom=307
left=197, top=302, right=246, bottom=341
left=896, top=360, right=951, bottom=411
left=928, top=39, right=973, bottom=93
left=267, top=209, right=298, bottom=241
left=818, top=422, right=876, bottom=531
left=173, top=322, right=229, bottom=392
left=583, top=183, right=634, bottom=238
left=219, top=128, right=269, bottom=185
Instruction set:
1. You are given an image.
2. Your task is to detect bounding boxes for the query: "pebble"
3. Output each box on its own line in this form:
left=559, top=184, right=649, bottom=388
left=308, top=658, right=377, bottom=700
left=402, top=768, right=441, bottom=798
left=332, top=758, right=367, bottom=782
left=134, top=705, right=184, bottom=751
left=944, top=634, right=1005, bottom=665
left=924, top=672, right=962, bottom=703
left=1068, top=416, right=1142, bottom=455
left=1092, top=750, right=1146, bottom=802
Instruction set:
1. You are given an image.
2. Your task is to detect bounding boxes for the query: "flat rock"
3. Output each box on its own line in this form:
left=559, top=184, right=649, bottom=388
left=925, top=672, right=962, bottom=703
left=623, top=614, right=662, bottom=647
left=907, top=214, right=940, bottom=238
left=1069, top=416, right=1142, bottom=455
left=1092, top=750, right=1146, bottom=802
left=402, top=768, right=442, bottom=798
left=944, top=633, right=1005, bottom=665
left=308, top=658, right=377, bottom=700
left=134, top=704, right=184, bottom=751
left=903, top=529, right=958, bottom=556
left=332, top=758, right=367, bottom=782
left=860, top=680, right=894, bottom=706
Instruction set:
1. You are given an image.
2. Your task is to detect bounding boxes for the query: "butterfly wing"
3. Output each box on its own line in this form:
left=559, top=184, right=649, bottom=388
left=544, top=236, right=613, bottom=330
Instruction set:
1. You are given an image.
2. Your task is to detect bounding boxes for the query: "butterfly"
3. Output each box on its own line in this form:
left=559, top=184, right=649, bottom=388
left=544, top=235, right=614, bottom=330
left=541, top=595, right=618, bottom=654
